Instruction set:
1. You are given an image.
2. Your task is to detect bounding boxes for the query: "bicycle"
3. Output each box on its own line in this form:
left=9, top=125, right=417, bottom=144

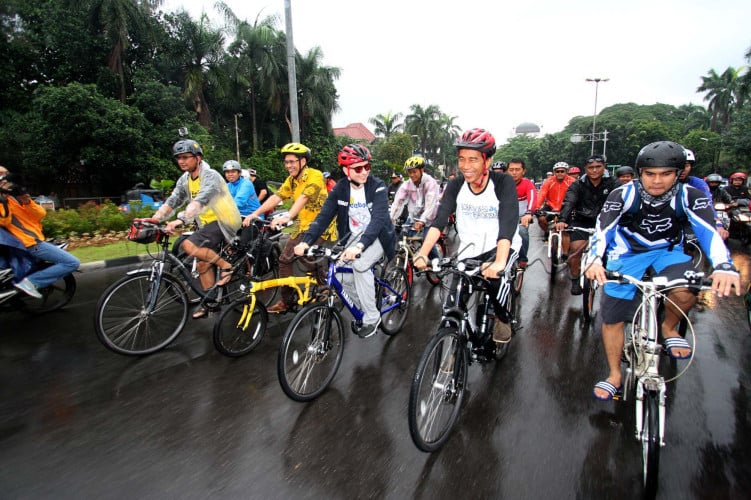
left=408, top=255, right=521, bottom=452
left=569, top=226, right=597, bottom=322
left=94, top=219, right=253, bottom=356
left=277, top=244, right=411, bottom=402
left=392, top=221, right=447, bottom=286
left=212, top=260, right=324, bottom=358
left=603, top=270, right=710, bottom=498
left=538, top=210, right=564, bottom=282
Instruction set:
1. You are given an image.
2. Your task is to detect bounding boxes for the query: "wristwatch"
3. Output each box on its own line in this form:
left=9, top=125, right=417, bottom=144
left=714, top=262, right=738, bottom=273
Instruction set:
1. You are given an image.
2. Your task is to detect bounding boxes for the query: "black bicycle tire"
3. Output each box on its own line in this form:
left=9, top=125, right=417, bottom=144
left=380, top=267, right=411, bottom=335
left=643, top=390, right=661, bottom=498
left=582, top=277, right=596, bottom=321
left=19, top=274, right=76, bottom=314
left=549, top=235, right=559, bottom=282
left=408, top=327, right=467, bottom=452
left=212, top=300, right=268, bottom=357
left=94, top=270, right=188, bottom=356
left=277, top=302, right=345, bottom=402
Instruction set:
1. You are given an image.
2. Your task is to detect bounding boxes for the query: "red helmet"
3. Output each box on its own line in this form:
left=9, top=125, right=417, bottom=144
left=338, top=144, right=372, bottom=167
left=454, top=128, right=496, bottom=157
left=730, top=172, right=747, bottom=181
left=568, top=166, right=581, bottom=174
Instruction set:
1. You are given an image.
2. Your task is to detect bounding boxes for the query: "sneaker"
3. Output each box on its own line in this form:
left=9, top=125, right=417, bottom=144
left=14, top=278, right=42, bottom=299
left=493, top=320, right=512, bottom=344
left=356, top=318, right=381, bottom=338
left=570, top=279, right=583, bottom=295
left=267, top=300, right=289, bottom=313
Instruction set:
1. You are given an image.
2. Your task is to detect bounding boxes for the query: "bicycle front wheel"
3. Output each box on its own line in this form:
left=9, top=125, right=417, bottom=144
left=408, top=327, right=468, bottom=452
left=582, top=277, right=596, bottom=321
left=642, top=390, right=661, bottom=498
left=380, top=267, right=411, bottom=335
left=213, top=300, right=268, bottom=357
left=277, top=303, right=345, bottom=402
left=95, top=271, right=188, bottom=355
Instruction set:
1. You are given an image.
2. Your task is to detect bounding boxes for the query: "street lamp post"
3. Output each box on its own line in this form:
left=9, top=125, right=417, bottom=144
left=586, top=77, right=609, bottom=156
left=234, top=113, right=243, bottom=163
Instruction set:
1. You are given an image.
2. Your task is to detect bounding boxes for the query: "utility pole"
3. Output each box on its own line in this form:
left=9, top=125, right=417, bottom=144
left=284, top=0, right=300, bottom=142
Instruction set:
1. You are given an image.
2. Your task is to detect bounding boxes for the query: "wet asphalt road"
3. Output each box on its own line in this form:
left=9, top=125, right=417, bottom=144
left=1, top=227, right=750, bottom=499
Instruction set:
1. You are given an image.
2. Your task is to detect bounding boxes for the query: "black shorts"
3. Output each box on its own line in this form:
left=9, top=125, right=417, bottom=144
left=185, top=221, right=225, bottom=250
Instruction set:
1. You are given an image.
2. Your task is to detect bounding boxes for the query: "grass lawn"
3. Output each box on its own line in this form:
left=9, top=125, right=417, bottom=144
left=69, top=240, right=157, bottom=264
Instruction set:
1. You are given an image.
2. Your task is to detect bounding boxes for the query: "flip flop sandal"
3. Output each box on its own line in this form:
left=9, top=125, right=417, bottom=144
left=593, top=380, right=622, bottom=401
left=664, top=336, right=692, bottom=360
left=192, top=305, right=210, bottom=319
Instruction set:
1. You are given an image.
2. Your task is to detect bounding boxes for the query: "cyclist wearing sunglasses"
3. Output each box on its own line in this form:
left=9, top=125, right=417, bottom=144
left=295, top=144, right=396, bottom=338
left=245, top=142, right=335, bottom=314
left=414, top=128, right=520, bottom=345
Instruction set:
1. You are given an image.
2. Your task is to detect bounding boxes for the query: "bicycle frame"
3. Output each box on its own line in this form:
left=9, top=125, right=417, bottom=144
left=325, top=260, right=402, bottom=323
left=233, top=274, right=319, bottom=331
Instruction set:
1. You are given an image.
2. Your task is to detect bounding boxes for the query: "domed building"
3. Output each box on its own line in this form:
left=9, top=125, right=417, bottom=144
left=514, top=122, right=541, bottom=137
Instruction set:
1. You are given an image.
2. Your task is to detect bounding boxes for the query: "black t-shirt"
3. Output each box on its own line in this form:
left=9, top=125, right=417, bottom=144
left=252, top=178, right=269, bottom=200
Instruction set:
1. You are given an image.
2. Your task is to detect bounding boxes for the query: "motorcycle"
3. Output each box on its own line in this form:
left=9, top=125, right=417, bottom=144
left=0, top=235, right=77, bottom=314
left=715, top=201, right=751, bottom=244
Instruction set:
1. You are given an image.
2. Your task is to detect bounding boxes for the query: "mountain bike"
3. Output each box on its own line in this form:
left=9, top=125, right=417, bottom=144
left=408, top=255, right=521, bottom=452
left=277, top=244, right=411, bottom=402
left=604, top=270, right=710, bottom=498
left=94, top=219, right=254, bottom=356
left=539, top=210, right=564, bottom=282
left=392, top=221, right=447, bottom=286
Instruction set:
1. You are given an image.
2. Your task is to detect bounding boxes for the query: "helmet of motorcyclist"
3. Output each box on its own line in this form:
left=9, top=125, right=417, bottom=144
left=729, top=172, right=747, bottom=181
left=706, top=173, right=723, bottom=184
left=338, top=144, right=372, bottom=167
left=568, top=166, right=581, bottom=174
left=491, top=161, right=507, bottom=171
left=173, top=139, right=203, bottom=157
left=404, top=156, right=425, bottom=170
left=454, top=128, right=496, bottom=157
left=280, top=142, right=312, bottom=162
left=222, top=160, right=242, bottom=172
left=634, top=141, right=685, bottom=172
left=615, top=166, right=635, bottom=177
left=553, top=162, right=569, bottom=172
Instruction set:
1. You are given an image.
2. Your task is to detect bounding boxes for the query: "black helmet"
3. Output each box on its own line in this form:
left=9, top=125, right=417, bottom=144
left=634, top=141, right=685, bottom=171
left=173, top=139, right=203, bottom=157
left=615, top=166, right=635, bottom=177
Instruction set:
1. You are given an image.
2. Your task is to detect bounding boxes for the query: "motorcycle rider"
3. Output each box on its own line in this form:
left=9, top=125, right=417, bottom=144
left=724, top=172, right=751, bottom=206
left=615, top=166, right=635, bottom=185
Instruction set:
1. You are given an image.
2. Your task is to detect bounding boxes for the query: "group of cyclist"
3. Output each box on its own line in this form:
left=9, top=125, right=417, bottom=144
left=113, top=129, right=742, bottom=403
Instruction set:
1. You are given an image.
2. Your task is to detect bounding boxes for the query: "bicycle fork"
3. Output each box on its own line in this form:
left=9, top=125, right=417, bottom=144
left=635, top=377, right=666, bottom=447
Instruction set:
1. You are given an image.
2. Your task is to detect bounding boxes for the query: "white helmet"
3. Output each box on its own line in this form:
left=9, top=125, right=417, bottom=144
left=553, top=162, right=569, bottom=171
left=223, top=160, right=242, bottom=171
left=684, top=149, right=696, bottom=164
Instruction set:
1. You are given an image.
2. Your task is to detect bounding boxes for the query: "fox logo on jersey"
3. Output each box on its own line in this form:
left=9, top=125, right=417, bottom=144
left=603, top=201, right=622, bottom=213
left=692, top=197, right=712, bottom=211
left=639, top=217, right=673, bottom=234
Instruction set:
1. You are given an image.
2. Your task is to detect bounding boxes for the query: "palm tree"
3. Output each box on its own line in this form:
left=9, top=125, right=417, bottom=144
left=369, top=111, right=404, bottom=138
left=697, top=67, right=742, bottom=132
left=222, top=5, right=284, bottom=150
left=405, top=104, right=441, bottom=158
left=176, top=12, right=227, bottom=128
left=88, top=0, right=163, bottom=102
left=295, top=46, right=341, bottom=137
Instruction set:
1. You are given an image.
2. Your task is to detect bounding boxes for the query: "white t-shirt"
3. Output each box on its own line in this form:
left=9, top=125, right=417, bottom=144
left=455, top=178, right=521, bottom=259
left=348, top=186, right=371, bottom=237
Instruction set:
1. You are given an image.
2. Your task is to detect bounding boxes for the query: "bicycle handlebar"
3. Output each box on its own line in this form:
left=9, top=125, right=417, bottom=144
left=603, top=270, right=712, bottom=289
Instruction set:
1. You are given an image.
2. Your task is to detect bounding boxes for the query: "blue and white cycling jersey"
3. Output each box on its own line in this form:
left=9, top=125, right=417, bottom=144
left=587, top=181, right=732, bottom=269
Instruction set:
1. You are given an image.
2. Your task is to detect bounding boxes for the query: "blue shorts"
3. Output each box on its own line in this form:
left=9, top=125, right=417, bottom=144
left=603, top=247, right=692, bottom=300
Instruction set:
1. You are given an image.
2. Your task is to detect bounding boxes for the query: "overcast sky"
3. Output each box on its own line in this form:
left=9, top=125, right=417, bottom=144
left=162, top=0, right=750, bottom=144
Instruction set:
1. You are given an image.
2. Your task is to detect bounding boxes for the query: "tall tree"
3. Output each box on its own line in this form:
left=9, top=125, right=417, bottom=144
left=88, top=0, right=163, bottom=102
left=404, top=104, right=440, bottom=158
left=697, top=67, right=742, bottom=132
left=369, top=111, right=404, bottom=138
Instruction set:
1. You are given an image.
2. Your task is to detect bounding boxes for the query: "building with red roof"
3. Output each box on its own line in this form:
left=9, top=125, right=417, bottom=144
left=332, top=123, right=376, bottom=143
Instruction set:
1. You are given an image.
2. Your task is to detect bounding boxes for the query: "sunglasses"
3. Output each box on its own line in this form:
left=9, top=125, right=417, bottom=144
left=554, top=169, right=566, bottom=173
left=348, top=164, right=371, bottom=173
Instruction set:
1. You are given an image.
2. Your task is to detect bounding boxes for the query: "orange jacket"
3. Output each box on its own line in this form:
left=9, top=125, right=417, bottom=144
left=0, top=196, right=46, bottom=247
left=536, top=175, right=574, bottom=212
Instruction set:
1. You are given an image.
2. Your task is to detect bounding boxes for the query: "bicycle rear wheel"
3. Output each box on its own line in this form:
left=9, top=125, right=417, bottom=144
left=95, top=270, right=188, bottom=355
left=213, top=300, right=268, bottom=357
left=642, top=390, right=661, bottom=498
left=408, top=327, right=467, bottom=452
left=277, top=303, right=344, bottom=402
left=426, top=239, right=447, bottom=285
left=380, top=267, right=411, bottom=335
